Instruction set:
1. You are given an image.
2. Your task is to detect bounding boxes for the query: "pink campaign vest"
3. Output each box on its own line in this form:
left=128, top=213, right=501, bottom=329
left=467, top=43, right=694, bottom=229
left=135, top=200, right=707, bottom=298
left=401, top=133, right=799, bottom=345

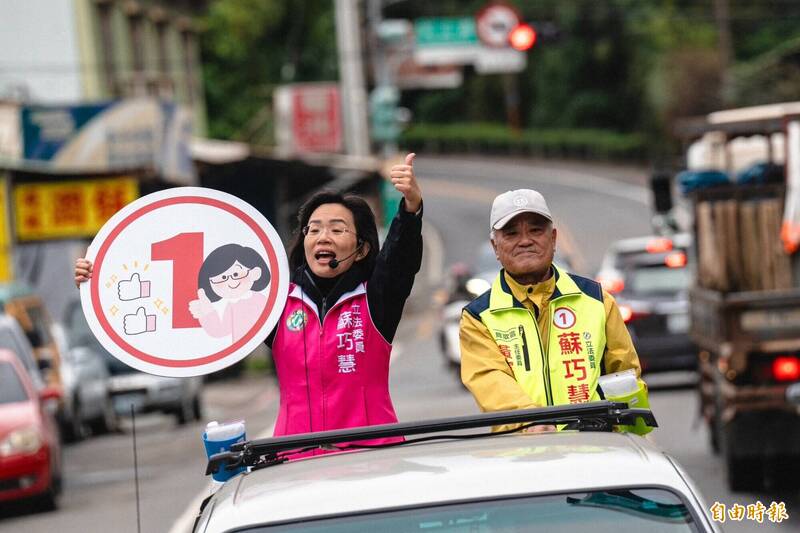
left=271, top=282, right=402, bottom=454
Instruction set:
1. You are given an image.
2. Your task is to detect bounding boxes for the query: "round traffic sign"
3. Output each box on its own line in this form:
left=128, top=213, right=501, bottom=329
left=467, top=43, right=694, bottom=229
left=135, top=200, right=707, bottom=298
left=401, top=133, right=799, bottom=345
left=476, top=3, right=521, bottom=48
left=80, top=187, right=289, bottom=377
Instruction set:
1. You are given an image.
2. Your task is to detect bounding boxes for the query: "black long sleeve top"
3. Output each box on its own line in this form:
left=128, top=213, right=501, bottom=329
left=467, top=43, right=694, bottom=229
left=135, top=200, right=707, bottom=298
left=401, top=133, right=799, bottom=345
left=266, top=199, right=423, bottom=346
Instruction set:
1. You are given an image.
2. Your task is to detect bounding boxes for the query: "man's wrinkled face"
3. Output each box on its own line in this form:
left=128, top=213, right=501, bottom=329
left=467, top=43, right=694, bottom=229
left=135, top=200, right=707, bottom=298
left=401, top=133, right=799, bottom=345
left=491, top=213, right=556, bottom=282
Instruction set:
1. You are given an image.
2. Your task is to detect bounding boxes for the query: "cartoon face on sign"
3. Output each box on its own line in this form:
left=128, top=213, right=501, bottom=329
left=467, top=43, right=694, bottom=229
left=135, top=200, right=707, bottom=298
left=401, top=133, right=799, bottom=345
left=189, top=244, right=270, bottom=343
left=81, top=187, right=289, bottom=378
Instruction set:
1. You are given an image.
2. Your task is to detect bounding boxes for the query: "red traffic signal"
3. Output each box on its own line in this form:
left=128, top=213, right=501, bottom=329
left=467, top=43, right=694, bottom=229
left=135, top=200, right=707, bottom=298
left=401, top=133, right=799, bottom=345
left=509, top=23, right=536, bottom=51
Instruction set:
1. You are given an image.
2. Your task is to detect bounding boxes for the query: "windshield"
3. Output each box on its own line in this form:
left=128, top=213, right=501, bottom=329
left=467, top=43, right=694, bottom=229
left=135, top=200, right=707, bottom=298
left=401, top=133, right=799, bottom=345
left=626, top=265, right=690, bottom=296
left=246, top=489, right=701, bottom=532
left=475, top=244, right=500, bottom=275
left=65, top=303, right=134, bottom=375
left=0, top=328, right=36, bottom=374
left=0, top=361, right=29, bottom=404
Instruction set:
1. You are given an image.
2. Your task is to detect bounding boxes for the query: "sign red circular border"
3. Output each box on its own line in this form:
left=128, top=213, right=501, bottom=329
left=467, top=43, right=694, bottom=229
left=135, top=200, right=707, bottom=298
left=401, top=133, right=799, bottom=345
left=90, top=196, right=280, bottom=368
left=553, top=307, right=576, bottom=330
left=475, top=3, right=521, bottom=48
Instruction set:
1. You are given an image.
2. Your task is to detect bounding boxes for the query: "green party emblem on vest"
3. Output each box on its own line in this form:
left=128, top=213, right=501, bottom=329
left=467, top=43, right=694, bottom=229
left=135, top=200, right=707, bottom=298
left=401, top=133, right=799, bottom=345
left=286, top=309, right=307, bottom=331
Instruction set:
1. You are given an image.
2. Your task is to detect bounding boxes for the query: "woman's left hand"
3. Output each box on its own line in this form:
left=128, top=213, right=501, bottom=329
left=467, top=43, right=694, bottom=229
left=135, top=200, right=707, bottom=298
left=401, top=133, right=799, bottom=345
left=390, top=153, right=422, bottom=213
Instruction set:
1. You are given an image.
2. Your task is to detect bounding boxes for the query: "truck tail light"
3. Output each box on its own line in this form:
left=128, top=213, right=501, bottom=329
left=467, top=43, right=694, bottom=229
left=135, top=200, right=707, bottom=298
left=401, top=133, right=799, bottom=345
left=773, top=356, right=800, bottom=382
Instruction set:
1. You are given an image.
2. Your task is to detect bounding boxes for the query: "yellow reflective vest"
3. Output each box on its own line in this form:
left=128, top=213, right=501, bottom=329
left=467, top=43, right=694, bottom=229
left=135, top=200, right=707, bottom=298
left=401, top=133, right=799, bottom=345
left=468, top=265, right=607, bottom=407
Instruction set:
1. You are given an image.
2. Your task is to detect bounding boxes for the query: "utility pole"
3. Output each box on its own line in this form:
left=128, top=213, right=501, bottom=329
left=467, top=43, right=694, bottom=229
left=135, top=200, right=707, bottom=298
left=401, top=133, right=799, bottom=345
left=712, top=0, right=733, bottom=103
left=335, top=0, right=371, bottom=157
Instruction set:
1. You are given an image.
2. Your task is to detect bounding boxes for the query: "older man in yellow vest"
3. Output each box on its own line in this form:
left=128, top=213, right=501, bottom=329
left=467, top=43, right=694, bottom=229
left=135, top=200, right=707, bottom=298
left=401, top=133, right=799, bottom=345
left=460, top=189, right=645, bottom=432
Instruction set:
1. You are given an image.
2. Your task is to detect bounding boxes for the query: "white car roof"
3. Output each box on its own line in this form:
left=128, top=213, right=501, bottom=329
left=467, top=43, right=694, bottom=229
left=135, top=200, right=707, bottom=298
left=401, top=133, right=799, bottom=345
left=201, top=430, right=715, bottom=532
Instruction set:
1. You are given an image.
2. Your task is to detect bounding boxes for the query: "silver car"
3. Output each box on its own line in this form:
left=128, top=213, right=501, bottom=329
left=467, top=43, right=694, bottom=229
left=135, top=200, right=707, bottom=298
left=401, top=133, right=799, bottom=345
left=595, top=233, right=696, bottom=374
left=0, top=314, right=44, bottom=390
left=52, top=320, right=117, bottom=441
left=63, top=299, right=203, bottom=425
left=195, top=403, right=719, bottom=533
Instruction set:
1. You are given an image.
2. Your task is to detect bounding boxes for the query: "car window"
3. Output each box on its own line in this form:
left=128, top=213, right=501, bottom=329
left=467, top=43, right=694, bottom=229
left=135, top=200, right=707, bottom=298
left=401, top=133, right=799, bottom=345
left=0, top=326, right=39, bottom=380
left=475, top=244, right=499, bottom=274
left=23, top=303, right=53, bottom=348
left=65, top=305, right=133, bottom=374
left=626, top=265, right=691, bottom=295
left=65, top=303, right=96, bottom=349
left=246, top=489, right=702, bottom=532
left=0, top=362, right=29, bottom=403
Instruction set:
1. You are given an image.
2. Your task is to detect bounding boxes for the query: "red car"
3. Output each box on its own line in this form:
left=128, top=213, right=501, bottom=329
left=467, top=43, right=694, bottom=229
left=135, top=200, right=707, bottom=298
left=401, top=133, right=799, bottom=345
left=0, top=349, right=62, bottom=510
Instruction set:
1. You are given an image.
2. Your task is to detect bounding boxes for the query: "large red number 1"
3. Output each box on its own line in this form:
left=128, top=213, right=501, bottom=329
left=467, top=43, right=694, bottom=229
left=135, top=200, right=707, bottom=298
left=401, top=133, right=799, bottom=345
left=152, top=233, right=204, bottom=328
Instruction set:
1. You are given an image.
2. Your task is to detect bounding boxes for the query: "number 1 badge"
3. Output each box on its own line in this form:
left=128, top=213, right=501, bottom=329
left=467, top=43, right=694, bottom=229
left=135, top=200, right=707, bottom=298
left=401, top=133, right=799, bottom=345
left=80, top=187, right=289, bottom=377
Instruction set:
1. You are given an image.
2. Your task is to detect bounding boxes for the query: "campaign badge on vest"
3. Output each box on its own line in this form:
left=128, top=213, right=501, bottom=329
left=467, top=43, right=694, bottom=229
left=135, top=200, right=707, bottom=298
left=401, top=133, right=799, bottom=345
left=553, top=306, right=577, bottom=329
left=286, top=309, right=307, bottom=332
left=80, top=187, right=289, bottom=377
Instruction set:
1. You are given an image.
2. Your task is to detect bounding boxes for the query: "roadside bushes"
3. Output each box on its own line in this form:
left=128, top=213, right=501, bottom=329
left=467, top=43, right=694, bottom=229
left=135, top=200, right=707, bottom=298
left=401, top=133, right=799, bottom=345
left=400, top=123, right=646, bottom=162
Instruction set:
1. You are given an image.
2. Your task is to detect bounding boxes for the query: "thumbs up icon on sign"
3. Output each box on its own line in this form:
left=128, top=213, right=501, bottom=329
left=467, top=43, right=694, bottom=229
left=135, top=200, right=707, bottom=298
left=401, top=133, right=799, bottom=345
left=189, top=289, right=215, bottom=320
left=123, top=307, right=157, bottom=335
left=118, top=273, right=151, bottom=301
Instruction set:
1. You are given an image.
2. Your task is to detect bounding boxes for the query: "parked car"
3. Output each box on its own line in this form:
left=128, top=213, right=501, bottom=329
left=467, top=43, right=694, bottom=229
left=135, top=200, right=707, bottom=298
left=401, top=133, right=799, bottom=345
left=63, top=300, right=203, bottom=425
left=0, top=314, right=44, bottom=391
left=595, top=234, right=696, bottom=374
left=195, top=402, right=719, bottom=533
left=437, top=242, right=575, bottom=366
left=0, top=283, right=64, bottom=391
left=0, top=349, right=62, bottom=510
left=51, top=321, right=117, bottom=441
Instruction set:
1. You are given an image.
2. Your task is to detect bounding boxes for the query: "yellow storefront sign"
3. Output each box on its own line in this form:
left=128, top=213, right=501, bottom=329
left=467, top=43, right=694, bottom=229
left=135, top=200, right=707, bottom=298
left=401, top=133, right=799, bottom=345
left=0, top=177, right=13, bottom=281
left=14, top=178, right=139, bottom=241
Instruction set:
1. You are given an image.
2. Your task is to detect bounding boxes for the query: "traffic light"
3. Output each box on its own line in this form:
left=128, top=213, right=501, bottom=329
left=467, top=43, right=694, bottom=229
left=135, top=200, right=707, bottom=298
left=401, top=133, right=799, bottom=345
left=509, top=23, right=536, bottom=51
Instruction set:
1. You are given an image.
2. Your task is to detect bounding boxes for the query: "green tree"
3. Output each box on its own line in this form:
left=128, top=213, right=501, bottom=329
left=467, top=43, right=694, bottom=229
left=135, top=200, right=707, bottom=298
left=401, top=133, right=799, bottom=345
left=201, top=0, right=338, bottom=141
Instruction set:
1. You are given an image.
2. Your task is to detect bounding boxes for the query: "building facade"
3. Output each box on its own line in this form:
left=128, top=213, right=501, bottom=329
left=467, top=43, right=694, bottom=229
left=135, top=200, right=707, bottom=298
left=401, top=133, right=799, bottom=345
left=0, top=0, right=206, bottom=134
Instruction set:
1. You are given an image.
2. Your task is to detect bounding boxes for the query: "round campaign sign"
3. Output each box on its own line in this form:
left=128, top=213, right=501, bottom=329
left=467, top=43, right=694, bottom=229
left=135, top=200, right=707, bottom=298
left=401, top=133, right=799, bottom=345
left=80, top=187, right=289, bottom=377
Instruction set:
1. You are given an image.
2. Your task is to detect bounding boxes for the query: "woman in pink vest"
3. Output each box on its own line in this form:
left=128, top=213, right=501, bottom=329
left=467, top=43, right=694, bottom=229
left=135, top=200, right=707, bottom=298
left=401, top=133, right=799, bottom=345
left=74, top=154, right=423, bottom=453
left=265, top=153, right=422, bottom=451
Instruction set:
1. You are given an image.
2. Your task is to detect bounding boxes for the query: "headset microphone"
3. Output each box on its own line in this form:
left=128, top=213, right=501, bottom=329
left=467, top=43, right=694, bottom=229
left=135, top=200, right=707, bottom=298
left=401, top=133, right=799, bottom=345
left=329, top=241, right=363, bottom=269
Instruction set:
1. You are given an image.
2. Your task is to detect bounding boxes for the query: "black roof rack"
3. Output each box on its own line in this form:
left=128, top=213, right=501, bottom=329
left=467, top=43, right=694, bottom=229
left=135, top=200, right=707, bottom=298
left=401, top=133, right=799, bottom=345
left=206, top=401, right=657, bottom=477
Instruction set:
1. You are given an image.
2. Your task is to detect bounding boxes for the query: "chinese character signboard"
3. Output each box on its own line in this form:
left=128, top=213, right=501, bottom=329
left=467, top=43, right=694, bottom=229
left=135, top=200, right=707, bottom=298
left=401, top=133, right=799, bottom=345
left=13, top=178, right=139, bottom=241
left=274, top=83, right=343, bottom=154
left=80, top=187, right=289, bottom=377
left=0, top=176, right=12, bottom=281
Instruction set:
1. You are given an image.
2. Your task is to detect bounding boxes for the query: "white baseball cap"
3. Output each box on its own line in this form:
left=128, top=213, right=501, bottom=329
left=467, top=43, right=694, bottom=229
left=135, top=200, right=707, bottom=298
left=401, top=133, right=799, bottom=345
left=490, top=189, right=553, bottom=230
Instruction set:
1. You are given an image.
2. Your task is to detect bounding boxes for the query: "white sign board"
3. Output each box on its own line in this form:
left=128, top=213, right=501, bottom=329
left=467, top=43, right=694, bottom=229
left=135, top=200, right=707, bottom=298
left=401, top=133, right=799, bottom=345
left=80, top=187, right=289, bottom=377
left=414, top=46, right=526, bottom=73
left=413, top=15, right=526, bottom=73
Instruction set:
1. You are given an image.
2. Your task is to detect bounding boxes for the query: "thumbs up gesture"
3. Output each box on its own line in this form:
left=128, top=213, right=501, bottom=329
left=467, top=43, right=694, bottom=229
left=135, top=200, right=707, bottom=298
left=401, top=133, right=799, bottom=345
left=389, top=153, right=422, bottom=213
left=123, top=307, right=156, bottom=335
left=189, top=289, right=215, bottom=320
left=117, top=273, right=151, bottom=301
